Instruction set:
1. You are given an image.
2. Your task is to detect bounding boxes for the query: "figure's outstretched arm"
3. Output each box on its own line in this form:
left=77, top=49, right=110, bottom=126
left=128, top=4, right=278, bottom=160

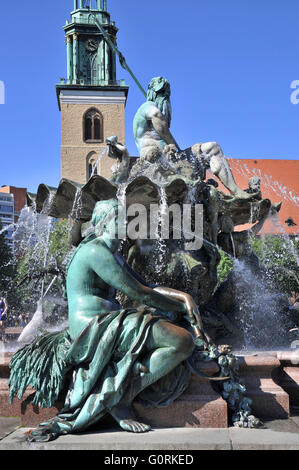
left=89, top=242, right=186, bottom=316
left=153, top=287, right=205, bottom=338
left=199, top=142, right=255, bottom=199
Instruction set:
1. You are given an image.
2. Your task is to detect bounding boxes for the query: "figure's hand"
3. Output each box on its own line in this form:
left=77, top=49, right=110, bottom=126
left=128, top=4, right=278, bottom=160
left=152, top=287, right=207, bottom=338
left=183, top=294, right=212, bottom=344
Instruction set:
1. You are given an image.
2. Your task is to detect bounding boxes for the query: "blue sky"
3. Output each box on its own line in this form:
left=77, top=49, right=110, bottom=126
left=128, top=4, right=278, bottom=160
left=0, top=0, right=298, bottom=193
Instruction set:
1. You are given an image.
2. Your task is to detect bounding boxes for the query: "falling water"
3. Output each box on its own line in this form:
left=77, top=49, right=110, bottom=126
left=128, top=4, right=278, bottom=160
left=116, top=182, right=128, bottom=245
left=13, top=205, right=38, bottom=251
left=71, top=188, right=83, bottom=220
left=90, top=146, right=108, bottom=179
left=116, top=182, right=127, bottom=210
left=231, top=259, right=292, bottom=349
left=154, top=187, right=168, bottom=276
left=0, top=223, right=15, bottom=237
left=1, top=193, right=75, bottom=350
left=41, top=224, right=52, bottom=297
left=43, top=276, right=58, bottom=298
left=230, top=233, right=237, bottom=258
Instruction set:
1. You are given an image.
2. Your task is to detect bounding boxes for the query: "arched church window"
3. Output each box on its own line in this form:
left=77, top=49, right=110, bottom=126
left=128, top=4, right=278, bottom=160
left=87, top=152, right=98, bottom=179
left=83, top=108, right=103, bottom=142
left=94, top=117, right=101, bottom=140
left=88, top=162, right=98, bottom=178
left=85, top=117, right=92, bottom=140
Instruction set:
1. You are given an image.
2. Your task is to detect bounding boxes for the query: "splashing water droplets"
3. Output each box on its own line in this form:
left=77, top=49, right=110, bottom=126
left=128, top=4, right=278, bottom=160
left=90, top=147, right=108, bottom=179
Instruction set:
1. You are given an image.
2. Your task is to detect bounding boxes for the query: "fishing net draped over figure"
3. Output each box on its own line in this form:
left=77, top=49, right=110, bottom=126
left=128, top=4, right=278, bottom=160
left=9, top=198, right=207, bottom=442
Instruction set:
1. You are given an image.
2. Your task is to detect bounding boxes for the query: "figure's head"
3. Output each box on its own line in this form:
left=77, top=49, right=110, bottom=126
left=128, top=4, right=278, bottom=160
left=249, top=176, right=261, bottom=192
left=92, top=198, right=120, bottom=252
left=147, top=77, right=172, bottom=126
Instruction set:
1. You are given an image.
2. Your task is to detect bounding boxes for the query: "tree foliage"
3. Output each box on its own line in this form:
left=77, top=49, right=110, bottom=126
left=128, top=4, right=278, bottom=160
left=216, top=235, right=299, bottom=298
left=12, top=219, right=73, bottom=314
left=250, top=235, right=299, bottom=296
left=0, top=220, right=14, bottom=291
left=217, top=248, right=234, bottom=285
left=48, top=219, right=73, bottom=267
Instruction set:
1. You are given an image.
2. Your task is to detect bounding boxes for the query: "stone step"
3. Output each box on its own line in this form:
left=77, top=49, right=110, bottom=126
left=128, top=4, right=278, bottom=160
left=3, top=328, right=23, bottom=336
left=0, top=351, right=294, bottom=427
left=134, top=395, right=227, bottom=429
left=135, top=361, right=228, bottom=429
left=274, top=351, right=299, bottom=407
left=0, top=379, right=64, bottom=427
left=0, top=357, right=11, bottom=379
left=0, top=355, right=228, bottom=428
left=237, top=354, right=290, bottom=420
left=0, top=376, right=228, bottom=428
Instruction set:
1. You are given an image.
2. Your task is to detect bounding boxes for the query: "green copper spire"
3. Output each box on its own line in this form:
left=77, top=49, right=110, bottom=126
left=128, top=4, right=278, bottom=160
left=73, top=1, right=108, bottom=11
left=64, top=0, right=117, bottom=85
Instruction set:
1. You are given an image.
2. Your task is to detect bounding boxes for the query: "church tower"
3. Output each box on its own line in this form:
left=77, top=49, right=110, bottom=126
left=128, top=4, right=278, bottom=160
left=56, top=0, right=129, bottom=184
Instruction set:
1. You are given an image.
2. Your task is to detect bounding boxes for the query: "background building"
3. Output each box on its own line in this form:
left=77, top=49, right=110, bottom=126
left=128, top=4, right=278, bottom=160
left=0, top=186, right=27, bottom=249
left=0, top=186, right=27, bottom=223
left=56, top=0, right=129, bottom=185
left=0, top=192, right=14, bottom=247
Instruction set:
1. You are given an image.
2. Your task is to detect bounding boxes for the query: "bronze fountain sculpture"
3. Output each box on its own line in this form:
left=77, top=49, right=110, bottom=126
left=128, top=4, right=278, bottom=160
left=9, top=77, right=275, bottom=442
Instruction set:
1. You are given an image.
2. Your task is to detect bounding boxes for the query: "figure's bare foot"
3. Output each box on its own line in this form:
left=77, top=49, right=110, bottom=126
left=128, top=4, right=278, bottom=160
left=110, top=403, right=152, bottom=433
left=117, top=418, right=152, bottom=434
left=27, top=424, right=60, bottom=443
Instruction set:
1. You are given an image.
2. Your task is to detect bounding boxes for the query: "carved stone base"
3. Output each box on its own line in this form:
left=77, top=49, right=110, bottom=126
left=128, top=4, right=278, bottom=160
left=134, top=363, right=228, bottom=429
left=237, top=354, right=290, bottom=420
left=0, top=353, right=294, bottom=428
left=0, top=381, right=63, bottom=427
left=275, top=351, right=299, bottom=408
left=0, top=355, right=228, bottom=428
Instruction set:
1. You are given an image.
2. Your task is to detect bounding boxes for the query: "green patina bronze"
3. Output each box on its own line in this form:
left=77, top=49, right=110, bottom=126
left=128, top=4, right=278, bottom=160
left=65, top=0, right=116, bottom=86
left=133, top=77, right=179, bottom=159
left=10, top=45, right=273, bottom=439
left=9, top=195, right=264, bottom=442
left=9, top=199, right=203, bottom=442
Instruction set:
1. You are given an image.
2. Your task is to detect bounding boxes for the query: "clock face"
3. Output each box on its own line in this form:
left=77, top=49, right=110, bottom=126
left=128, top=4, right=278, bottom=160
left=86, top=39, right=98, bottom=52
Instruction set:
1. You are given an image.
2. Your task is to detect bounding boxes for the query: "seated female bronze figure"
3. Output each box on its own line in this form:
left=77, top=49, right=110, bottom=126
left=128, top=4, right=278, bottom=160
left=9, top=199, right=203, bottom=442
